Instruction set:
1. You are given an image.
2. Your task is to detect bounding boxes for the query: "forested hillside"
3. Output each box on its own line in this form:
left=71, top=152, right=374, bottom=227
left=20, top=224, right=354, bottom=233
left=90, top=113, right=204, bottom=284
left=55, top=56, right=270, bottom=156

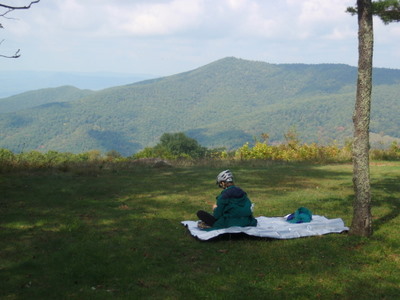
left=0, top=86, right=93, bottom=114
left=0, top=71, right=153, bottom=98
left=0, top=57, right=399, bottom=156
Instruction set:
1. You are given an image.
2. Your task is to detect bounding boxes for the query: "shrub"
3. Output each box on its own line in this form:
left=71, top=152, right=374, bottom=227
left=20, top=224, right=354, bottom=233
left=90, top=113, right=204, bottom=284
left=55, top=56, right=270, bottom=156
left=0, top=148, right=16, bottom=171
left=134, top=132, right=207, bottom=159
left=17, top=150, right=47, bottom=168
left=234, top=141, right=351, bottom=162
left=106, top=150, right=122, bottom=160
left=370, top=141, right=400, bottom=160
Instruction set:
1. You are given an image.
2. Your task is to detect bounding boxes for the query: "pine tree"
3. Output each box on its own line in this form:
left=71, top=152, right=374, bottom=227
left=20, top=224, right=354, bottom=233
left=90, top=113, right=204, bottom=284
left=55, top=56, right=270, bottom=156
left=347, top=0, right=400, bottom=236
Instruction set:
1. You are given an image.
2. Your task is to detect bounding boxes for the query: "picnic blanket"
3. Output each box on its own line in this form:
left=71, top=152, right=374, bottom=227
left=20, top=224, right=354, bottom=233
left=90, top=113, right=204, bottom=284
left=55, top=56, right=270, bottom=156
left=181, top=215, right=349, bottom=241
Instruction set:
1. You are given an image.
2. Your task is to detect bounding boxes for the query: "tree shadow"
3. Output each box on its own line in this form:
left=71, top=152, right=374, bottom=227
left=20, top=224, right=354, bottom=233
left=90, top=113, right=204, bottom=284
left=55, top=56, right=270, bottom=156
left=371, top=175, right=400, bottom=232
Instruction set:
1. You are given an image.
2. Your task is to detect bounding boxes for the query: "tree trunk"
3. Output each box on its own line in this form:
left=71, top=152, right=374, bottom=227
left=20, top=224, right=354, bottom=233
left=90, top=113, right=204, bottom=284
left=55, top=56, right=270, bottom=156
left=350, top=0, right=373, bottom=237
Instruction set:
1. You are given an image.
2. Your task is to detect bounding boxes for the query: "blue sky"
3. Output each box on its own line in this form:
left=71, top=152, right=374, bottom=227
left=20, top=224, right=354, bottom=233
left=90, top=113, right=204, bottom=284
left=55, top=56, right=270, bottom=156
left=1, top=0, right=400, bottom=76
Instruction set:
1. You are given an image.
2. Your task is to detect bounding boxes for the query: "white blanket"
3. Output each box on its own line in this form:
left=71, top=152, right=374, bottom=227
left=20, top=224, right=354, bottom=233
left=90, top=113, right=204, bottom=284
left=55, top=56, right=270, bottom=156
left=181, top=215, right=349, bottom=241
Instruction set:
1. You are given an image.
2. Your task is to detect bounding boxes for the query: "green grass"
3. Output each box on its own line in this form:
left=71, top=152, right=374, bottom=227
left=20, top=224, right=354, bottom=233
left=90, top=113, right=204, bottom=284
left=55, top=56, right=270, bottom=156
left=1, top=162, right=400, bottom=299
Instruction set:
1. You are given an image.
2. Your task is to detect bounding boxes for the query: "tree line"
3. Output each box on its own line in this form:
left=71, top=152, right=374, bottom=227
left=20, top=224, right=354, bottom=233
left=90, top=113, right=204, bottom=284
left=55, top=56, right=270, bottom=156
left=1, top=132, right=399, bottom=173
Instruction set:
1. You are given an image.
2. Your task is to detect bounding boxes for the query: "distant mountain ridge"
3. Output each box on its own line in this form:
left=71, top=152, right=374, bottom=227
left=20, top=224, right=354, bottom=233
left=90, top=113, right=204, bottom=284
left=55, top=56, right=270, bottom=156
left=0, top=71, right=155, bottom=98
left=0, top=86, right=94, bottom=114
left=0, top=57, right=399, bottom=155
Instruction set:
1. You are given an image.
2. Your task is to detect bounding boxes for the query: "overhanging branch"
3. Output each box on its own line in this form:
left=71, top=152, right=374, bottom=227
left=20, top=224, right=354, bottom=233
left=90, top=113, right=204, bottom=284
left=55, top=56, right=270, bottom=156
left=0, top=39, right=20, bottom=58
left=0, top=1, right=40, bottom=18
left=0, top=50, right=20, bottom=58
left=0, top=1, right=40, bottom=58
left=347, top=0, right=400, bottom=24
left=0, top=1, right=40, bottom=10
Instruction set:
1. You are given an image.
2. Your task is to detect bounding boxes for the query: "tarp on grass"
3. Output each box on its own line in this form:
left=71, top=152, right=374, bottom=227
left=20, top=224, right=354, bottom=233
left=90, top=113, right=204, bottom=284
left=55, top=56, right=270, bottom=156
left=182, top=215, right=349, bottom=241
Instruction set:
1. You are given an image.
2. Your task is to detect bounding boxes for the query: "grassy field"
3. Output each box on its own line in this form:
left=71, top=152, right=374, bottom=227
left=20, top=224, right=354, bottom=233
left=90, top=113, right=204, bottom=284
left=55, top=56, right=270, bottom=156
left=1, top=161, right=399, bottom=299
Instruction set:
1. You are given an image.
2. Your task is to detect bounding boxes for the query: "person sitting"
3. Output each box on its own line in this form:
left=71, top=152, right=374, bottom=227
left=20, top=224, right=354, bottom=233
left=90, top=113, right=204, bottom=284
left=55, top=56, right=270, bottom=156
left=197, top=170, right=257, bottom=230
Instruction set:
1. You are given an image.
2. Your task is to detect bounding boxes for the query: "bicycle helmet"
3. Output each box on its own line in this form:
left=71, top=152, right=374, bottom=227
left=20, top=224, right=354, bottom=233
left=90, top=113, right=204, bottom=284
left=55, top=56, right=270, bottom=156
left=216, top=169, right=234, bottom=184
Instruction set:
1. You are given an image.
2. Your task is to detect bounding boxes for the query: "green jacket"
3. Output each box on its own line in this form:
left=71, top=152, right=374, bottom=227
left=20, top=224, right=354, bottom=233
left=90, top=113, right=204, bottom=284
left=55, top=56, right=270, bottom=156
left=211, top=186, right=257, bottom=229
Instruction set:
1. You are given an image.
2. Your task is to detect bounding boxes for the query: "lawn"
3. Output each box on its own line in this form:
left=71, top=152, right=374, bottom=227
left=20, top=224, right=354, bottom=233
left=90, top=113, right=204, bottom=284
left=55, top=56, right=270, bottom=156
left=1, top=161, right=399, bottom=299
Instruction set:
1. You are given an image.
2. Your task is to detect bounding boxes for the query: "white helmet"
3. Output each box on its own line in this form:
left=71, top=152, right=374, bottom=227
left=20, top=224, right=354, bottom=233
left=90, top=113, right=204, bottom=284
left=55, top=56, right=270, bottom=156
left=216, top=169, right=234, bottom=184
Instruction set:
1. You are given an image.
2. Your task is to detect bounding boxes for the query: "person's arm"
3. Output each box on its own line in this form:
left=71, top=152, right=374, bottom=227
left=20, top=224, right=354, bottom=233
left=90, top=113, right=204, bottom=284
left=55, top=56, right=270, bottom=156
left=212, top=195, right=225, bottom=219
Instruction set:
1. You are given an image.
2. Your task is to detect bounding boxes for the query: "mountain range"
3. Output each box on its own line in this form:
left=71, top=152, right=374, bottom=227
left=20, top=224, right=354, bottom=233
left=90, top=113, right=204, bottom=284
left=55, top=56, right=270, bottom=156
left=0, top=57, right=399, bottom=156
left=0, top=71, right=155, bottom=98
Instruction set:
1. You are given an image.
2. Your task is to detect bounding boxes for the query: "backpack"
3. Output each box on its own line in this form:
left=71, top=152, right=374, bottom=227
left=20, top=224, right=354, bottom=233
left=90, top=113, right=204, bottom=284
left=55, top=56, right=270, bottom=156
left=286, top=207, right=312, bottom=223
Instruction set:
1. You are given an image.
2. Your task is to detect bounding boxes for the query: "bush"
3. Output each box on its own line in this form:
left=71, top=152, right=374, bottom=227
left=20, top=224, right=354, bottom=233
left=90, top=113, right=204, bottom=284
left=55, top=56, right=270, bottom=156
left=234, top=141, right=351, bottom=162
left=106, top=150, right=122, bottom=160
left=134, top=132, right=207, bottom=159
left=17, top=151, right=47, bottom=168
left=0, top=148, right=16, bottom=171
left=370, top=141, right=400, bottom=160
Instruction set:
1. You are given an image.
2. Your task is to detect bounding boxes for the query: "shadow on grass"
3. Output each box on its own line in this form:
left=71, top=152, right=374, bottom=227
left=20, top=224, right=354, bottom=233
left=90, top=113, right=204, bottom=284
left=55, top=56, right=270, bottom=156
left=371, top=174, right=400, bottom=232
left=1, top=163, right=398, bottom=299
left=179, top=231, right=386, bottom=299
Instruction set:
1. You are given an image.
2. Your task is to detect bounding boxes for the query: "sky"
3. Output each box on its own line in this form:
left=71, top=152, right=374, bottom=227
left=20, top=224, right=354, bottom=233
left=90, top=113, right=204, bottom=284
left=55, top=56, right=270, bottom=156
left=1, top=0, right=400, bottom=77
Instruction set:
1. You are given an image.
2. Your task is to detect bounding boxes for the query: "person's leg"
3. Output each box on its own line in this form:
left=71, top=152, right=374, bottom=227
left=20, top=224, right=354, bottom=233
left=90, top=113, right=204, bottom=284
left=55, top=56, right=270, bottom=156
left=197, top=210, right=216, bottom=226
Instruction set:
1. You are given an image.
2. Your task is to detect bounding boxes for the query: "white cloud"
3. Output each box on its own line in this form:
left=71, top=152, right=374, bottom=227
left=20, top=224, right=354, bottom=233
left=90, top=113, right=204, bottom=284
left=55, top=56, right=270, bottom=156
left=105, top=0, right=204, bottom=36
left=203, top=0, right=357, bottom=40
left=297, top=0, right=350, bottom=23
left=1, top=0, right=399, bottom=74
left=236, top=2, right=283, bottom=38
left=324, top=27, right=355, bottom=40
left=293, top=0, right=356, bottom=39
left=223, top=0, right=249, bottom=11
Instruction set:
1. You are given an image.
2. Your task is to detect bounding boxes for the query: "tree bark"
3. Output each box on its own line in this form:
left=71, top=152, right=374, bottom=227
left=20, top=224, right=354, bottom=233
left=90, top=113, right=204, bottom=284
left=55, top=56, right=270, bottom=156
left=350, top=0, right=373, bottom=236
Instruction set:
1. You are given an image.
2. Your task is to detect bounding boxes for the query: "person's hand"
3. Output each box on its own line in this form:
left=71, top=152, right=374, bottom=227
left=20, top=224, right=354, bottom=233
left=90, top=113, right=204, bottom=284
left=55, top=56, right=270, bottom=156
left=212, top=204, right=218, bottom=210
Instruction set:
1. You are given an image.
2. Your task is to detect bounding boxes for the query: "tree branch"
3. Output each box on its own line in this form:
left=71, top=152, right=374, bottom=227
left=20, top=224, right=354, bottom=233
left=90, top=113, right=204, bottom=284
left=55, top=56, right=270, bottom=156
left=347, top=0, right=400, bottom=24
left=0, top=40, right=20, bottom=58
left=0, top=1, right=40, bottom=58
left=0, top=51, right=20, bottom=58
left=0, top=1, right=40, bottom=10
